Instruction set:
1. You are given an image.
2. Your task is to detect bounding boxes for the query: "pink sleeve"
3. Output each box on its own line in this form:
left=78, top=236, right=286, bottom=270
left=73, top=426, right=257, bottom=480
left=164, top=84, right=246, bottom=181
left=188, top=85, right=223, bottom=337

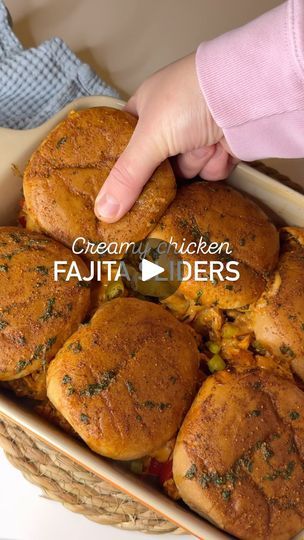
left=195, top=0, right=304, bottom=160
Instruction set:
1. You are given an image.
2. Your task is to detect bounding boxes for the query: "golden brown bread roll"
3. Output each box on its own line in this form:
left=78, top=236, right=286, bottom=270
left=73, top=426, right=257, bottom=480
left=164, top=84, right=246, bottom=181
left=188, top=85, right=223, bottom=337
left=0, top=227, right=90, bottom=381
left=250, top=227, right=304, bottom=381
left=47, top=298, right=200, bottom=460
left=3, top=368, right=47, bottom=400
left=173, top=369, right=304, bottom=540
left=23, top=107, right=176, bottom=258
left=150, top=182, right=279, bottom=313
left=34, top=399, right=77, bottom=437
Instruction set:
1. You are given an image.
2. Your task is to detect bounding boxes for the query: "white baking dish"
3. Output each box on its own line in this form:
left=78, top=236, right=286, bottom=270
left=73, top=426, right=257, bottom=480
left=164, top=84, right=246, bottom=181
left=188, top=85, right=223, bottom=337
left=0, top=95, right=303, bottom=540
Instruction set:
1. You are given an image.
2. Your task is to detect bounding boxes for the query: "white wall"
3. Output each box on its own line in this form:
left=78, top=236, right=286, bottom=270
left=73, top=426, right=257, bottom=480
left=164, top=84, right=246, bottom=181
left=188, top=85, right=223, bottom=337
left=6, top=0, right=282, bottom=96
left=7, top=1, right=304, bottom=185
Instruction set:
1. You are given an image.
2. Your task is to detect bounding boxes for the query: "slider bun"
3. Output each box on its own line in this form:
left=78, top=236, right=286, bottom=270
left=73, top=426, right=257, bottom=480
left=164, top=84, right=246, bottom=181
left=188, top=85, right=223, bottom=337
left=34, top=399, right=77, bottom=437
left=47, top=298, right=200, bottom=460
left=23, top=107, right=176, bottom=258
left=250, top=227, right=304, bottom=381
left=151, top=182, right=279, bottom=310
left=3, top=369, right=47, bottom=400
left=173, top=369, right=304, bottom=540
left=0, top=227, right=90, bottom=381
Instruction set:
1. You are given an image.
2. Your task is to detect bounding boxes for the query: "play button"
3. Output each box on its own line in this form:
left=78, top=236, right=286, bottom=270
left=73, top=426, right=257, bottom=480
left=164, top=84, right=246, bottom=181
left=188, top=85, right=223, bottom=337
left=140, top=258, right=165, bottom=282
left=122, top=237, right=183, bottom=300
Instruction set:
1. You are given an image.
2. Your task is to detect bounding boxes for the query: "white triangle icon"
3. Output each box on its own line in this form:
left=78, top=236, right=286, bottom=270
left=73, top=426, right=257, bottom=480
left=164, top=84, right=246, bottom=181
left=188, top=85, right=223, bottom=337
left=141, top=258, right=165, bottom=282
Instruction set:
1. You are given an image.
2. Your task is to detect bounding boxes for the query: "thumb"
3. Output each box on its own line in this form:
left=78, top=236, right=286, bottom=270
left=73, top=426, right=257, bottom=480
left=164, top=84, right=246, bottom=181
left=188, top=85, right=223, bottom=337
left=94, top=126, right=164, bottom=223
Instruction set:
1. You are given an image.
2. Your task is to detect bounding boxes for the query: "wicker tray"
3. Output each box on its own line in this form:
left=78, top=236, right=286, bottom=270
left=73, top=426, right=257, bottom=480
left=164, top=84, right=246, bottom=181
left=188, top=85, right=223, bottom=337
left=0, top=162, right=301, bottom=536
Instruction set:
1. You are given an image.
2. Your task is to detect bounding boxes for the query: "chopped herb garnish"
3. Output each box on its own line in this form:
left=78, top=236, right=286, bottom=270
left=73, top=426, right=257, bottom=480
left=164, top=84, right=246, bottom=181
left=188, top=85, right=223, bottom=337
left=251, top=381, right=262, bottom=390
left=269, top=433, right=280, bottom=441
left=81, top=370, right=117, bottom=396
left=178, top=218, right=188, bottom=229
left=68, top=341, right=82, bottom=353
left=126, top=381, right=136, bottom=395
left=40, top=297, right=56, bottom=322
left=144, top=400, right=156, bottom=409
left=15, top=334, right=26, bottom=346
left=0, top=320, right=8, bottom=330
left=84, top=383, right=103, bottom=396
left=62, top=375, right=72, bottom=385
left=239, top=238, right=246, bottom=246
left=252, top=341, right=266, bottom=356
left=77, top=281, right=91, bottom=288
left=16, top=360, right=28, bottom=372
left=169, top=375, right=178, bottom=384
left=80, top=413, right=90, bottom=425
left=27, top=237, right=50, bottom=246
left=200, top=231, right=210, bottom=244
left=280, top=344, right=295, bottom=358
left=221, top=490, right=231, bottom=500
left=213, top=474, right=225, bottom=485
left=219, top=252, right=232, bottom=262
left=263, top=461, right=295, bottom=481
left=56, top=136, right=67, bottom=149
left=247, top=409, right=261, bottom=417
left=225, top=284, right=234, bottom=291
left=185, top=464, right=197, bottom=480
left=261, top=442, right=274, bottom=461
left=33, top=344, right=44, bottom=360
left=67, top=386, right=75, bottom=396
left=198, top=466, right=239, bottom=493
left=289, top=411, right=300, bottom=421
left=136, top=414, right=142, bottom=422
left=142, top=400, right=171, bottom=411
left=9, top=232, right=21, bottom=243
left=0, top=264, right=8, bottom=272
left=195, top=290, right=203, bottom=305
left=242, top=457, right=253, bottom=473
left=226, top=471, right=237, bottom=485
left=36, top=265, right=49, bottom=275
left=46, top=336, right=57, bottom=349
left=165, top=328, right=173, bottom=338
left=100, top=370, right=116, bottom=389
left=159, top=402, right=170, bottom=411
left=199, top=473, right=210, bottom=488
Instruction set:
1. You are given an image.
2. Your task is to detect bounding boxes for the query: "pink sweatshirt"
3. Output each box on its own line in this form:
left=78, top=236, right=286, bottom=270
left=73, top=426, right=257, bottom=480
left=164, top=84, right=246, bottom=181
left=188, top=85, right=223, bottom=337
left=196, top=0, right=304, bottom=160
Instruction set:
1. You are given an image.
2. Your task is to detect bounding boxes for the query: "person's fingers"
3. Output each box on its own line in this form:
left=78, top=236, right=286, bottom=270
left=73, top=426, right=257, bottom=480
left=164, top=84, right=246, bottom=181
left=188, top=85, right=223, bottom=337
left=199, top=143, right=232, bottom=181
left=124, top=96, right=137, bottom=116
left=174, top=145, right=216, bottom=178
left=94, top=125, right=164, bottom=223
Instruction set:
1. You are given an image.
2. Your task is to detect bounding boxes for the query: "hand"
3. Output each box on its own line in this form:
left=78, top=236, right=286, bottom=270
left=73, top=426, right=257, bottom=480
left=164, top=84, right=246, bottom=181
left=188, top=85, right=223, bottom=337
left=95, top=53, right=237, bottom=223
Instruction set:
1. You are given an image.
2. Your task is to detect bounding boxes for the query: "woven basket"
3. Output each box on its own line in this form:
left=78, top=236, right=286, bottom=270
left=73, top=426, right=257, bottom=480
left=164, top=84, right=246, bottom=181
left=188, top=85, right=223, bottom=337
left=0, top=416, right=183, bottom=533
left=0, top=163, right=301, bottom=534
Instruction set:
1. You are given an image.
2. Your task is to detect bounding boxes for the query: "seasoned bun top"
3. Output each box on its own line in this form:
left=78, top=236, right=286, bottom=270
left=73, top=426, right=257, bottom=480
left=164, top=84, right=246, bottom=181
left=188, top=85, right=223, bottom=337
left=173, top=369, right=304, bottom=540
left=151, top=182, right=279, bottom=309
left=0, top=227, right=90, bottom=380
left=47, top=298, right=200, bottom=460
left=251, top=227, right=304, bottom=380
left=23, top=107, right=176, bottom=258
